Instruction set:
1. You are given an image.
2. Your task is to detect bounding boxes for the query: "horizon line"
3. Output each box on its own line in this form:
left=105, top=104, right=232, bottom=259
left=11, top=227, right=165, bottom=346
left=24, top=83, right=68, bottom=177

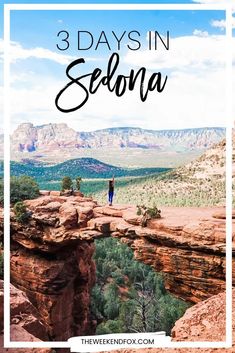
left=7, top=123, right=226, bottom=135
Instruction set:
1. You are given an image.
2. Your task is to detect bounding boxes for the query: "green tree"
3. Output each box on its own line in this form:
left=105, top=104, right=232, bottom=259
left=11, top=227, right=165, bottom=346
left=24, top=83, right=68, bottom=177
left=91, top=237, right=190, bottom=335
left=10, top=175, right=39, bottom=204
left=96, top=320, right=123, bottom=335
left=91, top=285, right=105, bottom=318
left=75, top=176, right=82, bottom=191
left=119, top=300, right=136, bottom=332
left=0, top=247, right=3, bottom=280
left=0, top=178, right=3, bottom=204
left=104, top=282, right=120, bottom=320
left=13, top=201, right=31, bottom=223
left=61, top=176, right=73, bottom=191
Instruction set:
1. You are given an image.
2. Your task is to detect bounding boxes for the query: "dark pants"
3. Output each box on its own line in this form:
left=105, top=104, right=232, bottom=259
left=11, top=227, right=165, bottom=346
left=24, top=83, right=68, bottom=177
left=108, top=191, right=114, bottom=204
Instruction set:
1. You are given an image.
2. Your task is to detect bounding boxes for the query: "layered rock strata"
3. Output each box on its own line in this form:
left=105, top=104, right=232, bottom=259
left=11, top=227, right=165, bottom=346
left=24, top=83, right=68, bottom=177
left=0, top=193, right=233, bottom=341
left=0, top=280, right=53, bottom=353
left=89, top=205, right=232, bottom=303
left=11, top=241, right=96, bottom=341
left=7, top=195, right=97, bottom=341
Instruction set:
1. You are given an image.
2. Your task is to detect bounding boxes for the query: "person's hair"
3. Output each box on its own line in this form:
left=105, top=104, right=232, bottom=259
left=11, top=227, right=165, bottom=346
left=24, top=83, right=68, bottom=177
left=109, top=180, right=113, bottom=186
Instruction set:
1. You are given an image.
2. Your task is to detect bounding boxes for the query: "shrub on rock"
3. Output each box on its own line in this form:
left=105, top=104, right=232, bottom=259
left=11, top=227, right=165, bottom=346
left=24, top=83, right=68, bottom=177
left=137, top=204, right=161, bottom=227
left=13, top=201, right=31, bottom=223
left=10, top=176, right=39, bottom=204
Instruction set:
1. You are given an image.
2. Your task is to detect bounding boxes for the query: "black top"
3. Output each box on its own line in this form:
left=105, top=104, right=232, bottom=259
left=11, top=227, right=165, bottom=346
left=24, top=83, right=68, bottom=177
left=109, top=180, right=114, bottom=193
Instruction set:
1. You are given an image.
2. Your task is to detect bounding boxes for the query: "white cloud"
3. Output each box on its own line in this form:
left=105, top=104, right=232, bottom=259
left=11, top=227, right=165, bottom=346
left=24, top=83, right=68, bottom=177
left=8, top=62, right=230, bottom=132
left=9, top=41, right=76, bottom=65
left=0, top=38, right=102, bottom=65
left=124, top=34, right=229, bottom=71
left=0, top=30, right=233, bottom=133
left=0, top=39, right=3, bottom=62
left=211, top=18, right=235, bottom=30
left=0, top=38, right=75, bottom=65
left=192, top=0, right=235, bottom=20
left=193, top=29, right=209, bottom=37
left=211, top=19, right=226, bottom=30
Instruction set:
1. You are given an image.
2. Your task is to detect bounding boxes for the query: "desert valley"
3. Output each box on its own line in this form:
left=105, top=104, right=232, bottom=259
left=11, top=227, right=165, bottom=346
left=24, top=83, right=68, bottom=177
left=0, top=123, right=233, bottom=353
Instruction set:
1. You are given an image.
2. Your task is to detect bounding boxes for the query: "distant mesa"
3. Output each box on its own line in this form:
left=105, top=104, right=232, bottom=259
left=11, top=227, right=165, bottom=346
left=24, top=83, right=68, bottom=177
left=0, top=123, right=226, bottom=168
left=0, top=123, right=225, bottom=156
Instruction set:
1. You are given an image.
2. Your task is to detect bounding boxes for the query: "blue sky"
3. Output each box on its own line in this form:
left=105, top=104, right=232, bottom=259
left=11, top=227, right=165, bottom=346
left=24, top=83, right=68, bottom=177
left=0, top=0, right=234, bottom=132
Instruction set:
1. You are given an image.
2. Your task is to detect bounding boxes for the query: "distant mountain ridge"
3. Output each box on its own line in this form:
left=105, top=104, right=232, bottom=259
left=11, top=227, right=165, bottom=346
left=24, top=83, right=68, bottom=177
left=1, top=123, right=225, bottom=155
left=0, top=158, right=169, bottom=181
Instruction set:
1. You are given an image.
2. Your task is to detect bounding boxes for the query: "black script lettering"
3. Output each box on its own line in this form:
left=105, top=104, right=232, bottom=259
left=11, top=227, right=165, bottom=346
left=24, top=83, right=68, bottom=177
left=55, top=53, right=168, bottom=113
left=55, top=58, right=89, bottom=112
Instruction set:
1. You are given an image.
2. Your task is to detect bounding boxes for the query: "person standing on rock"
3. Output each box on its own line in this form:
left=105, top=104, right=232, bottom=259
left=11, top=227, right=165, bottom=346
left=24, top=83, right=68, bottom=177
left=108, top=176, right=115, bottom=206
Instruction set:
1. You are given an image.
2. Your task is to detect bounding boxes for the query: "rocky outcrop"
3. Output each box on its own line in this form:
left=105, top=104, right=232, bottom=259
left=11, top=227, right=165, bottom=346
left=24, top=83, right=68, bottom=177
left=171, top=290, right=227, bottom=342
left=6, top=195, right=98, bottom=341
left=0, top=193, right=233, bottom=342
left=9, top=195, right=233, bottom=300
left=10, top=282, right=48, bottom=341
left=0, top=280, right=53, bottom=353
left=89, top=204, right=232, bottom=303
left=11, top=241, right=96, bottom=341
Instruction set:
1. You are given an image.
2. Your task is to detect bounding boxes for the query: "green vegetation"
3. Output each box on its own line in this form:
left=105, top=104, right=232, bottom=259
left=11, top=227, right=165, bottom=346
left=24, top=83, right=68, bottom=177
left=75, top=176, right=82, bottom=191
left=37, top=168, right=225, bottom=208
left=1, top=159, right=170, bottom=181
left=92, top=170, right=225, bottom=207
left=91, top=238, right=190, bottom=335
left=10, top=175, right=39, bottom=204
left=61, top=176, right=73, bottom=191
left=0, top=179, right=3, bottom=205
left=61, top=175, right=83, bottom=192
left=0, top=247, right=3, bottom=280
left=13, top=201, right=31, bottom=223
left=137, top=205, right=161, bottom=226
left=0, top=140, right=225, bottom=209
left=0, top=175, right=39, bottom=205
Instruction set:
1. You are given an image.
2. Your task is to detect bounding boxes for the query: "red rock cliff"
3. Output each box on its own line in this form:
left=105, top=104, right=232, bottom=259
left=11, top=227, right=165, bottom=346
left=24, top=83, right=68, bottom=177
left=89, top=204, right=233, bottom=303
left=7, top=194, right=98, bottom=341
left=1, top=193, right=234, bottom=341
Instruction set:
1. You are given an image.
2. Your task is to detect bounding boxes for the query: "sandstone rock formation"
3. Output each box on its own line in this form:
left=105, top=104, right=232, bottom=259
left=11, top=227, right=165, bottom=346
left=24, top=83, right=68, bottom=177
left=11, top=240, right=96, bottom=341
left=171, top=290, right=227, bottom=341
left=0, top=192, right=233, bottom=342
left=90, top=204, right=232, bottom=303
left=3, top=195, right=98, bottom=341
left=10, top=282, right=48, bottom=341
left=0, top=280, right=53, bottom=353
left=0, top=123, right=225, bottom=163
left=10, top=124, right=225, bottom=152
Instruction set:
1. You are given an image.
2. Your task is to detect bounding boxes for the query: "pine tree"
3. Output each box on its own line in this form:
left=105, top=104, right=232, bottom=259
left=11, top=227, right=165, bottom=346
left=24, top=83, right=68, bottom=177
left=61, top=176, right=73, bottom=191
left=75, top=176, right=82, bottom=190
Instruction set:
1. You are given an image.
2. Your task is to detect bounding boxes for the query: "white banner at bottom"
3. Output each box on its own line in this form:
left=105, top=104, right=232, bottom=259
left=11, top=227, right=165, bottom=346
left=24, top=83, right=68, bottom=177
left=68, top=331, right=171, bottom=352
